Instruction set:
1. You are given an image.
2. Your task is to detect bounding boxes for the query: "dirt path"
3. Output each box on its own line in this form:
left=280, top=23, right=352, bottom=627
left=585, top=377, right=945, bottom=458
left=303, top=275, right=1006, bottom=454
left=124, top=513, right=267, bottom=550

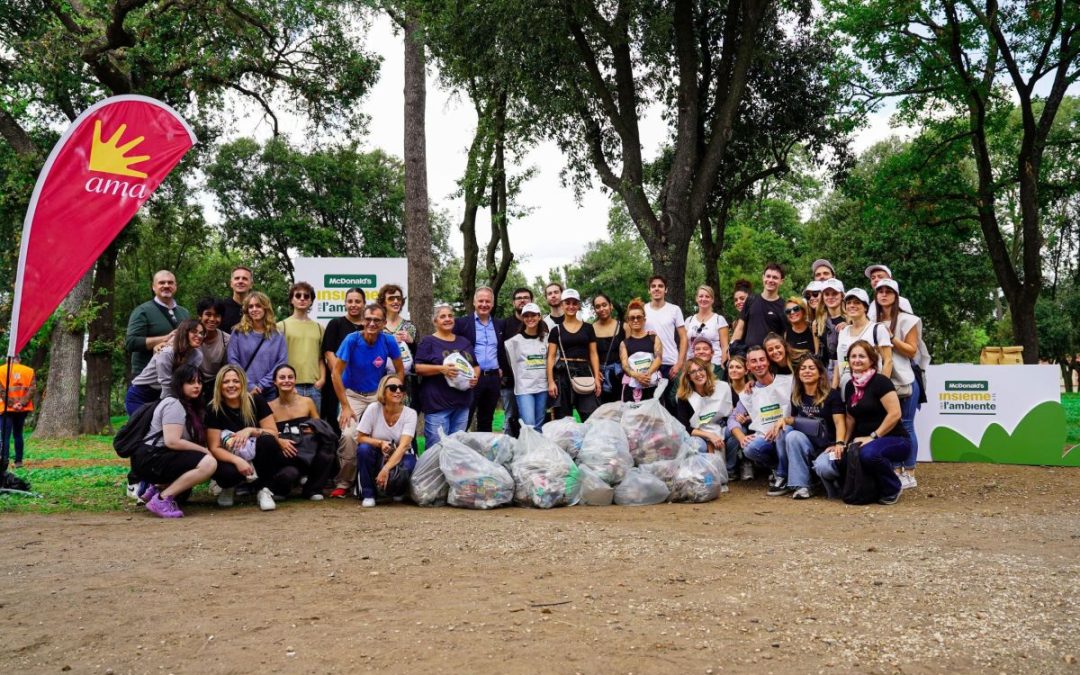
left=2, top=463, right=1078, bottom=674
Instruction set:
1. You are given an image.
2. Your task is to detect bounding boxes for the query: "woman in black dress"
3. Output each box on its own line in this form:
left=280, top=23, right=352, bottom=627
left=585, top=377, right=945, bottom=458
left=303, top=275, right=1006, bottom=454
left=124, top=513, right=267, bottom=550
left=591, top=291, right=624, bottom=404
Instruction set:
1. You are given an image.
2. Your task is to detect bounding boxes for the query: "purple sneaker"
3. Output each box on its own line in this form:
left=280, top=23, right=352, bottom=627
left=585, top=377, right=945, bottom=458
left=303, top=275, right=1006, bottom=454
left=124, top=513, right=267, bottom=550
left=146, top=495, right=183, bottom=519
left=138, top=483, right=159, bottom=505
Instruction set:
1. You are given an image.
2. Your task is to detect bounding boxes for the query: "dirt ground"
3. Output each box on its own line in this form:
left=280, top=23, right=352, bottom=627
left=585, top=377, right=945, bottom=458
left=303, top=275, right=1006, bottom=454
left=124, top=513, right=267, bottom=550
left=2, top=462, right=1079, bottom=675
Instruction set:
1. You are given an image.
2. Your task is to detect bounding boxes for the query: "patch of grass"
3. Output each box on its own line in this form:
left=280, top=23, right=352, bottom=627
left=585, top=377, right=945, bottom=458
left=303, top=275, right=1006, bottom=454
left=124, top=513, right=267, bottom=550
left=1064, top=393, right=1080, bottom=445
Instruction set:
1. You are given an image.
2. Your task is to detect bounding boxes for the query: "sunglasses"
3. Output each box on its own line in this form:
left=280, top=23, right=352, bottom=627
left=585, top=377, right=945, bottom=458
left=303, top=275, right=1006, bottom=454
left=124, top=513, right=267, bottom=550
left=363, top=317, right=384, bottom=324
left=784, top=307, right=803, bottom=315
left=628, top=315, right=645, bottom=322
left=385, top=295, right=405, bottom=303
left=804, top=292, right=820, bottom=298
left=293, top=292, right=311, bottom=300
left=385, top=384, right=405, bottom=393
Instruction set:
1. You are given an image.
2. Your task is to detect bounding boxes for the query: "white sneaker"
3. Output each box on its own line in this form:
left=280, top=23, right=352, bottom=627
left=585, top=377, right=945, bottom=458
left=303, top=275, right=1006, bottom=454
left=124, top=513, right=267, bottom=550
left=361, top=497, right=376, bottom=508
left=899, top=472, right=918, bottom=490
left=309, top=493, right=325, bottom=502
left=257, top=487, right=277, bottom=511
left=208, top=480, right=222, bottom=497
left=126, top=483, right=142, bottom=501
left=739, top=463, right=754, bottom=481
left=217, top=487, right=235, bottom=507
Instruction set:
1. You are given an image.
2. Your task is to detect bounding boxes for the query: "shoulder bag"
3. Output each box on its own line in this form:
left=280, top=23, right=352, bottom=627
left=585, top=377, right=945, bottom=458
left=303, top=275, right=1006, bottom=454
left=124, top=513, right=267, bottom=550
left=792, top=415, right=830, bottom=448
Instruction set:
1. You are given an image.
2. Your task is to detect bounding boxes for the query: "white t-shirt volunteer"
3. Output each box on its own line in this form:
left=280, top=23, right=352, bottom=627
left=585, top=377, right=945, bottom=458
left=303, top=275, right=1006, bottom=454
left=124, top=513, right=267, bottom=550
left=504, top=332, right=549, bottom=395
left=685, top=313, right=728, bottom=365
left=357, top=401, right=418, bottom=444
left=688, top=382, right=734, bottom=433
left=644, top=301, right=685, bottom=367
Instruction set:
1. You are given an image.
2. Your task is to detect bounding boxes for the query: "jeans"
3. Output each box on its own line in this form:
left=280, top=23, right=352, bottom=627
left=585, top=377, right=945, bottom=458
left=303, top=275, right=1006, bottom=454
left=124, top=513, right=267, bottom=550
left=743, top=435, right=781, bottom=475
left=356, top=443, right=417, bottom=500
left=777, top=429, right=817, bottom=489
left=295, top=383, right=322, bottom=410
left=813, top=452, right=842, bottom=499
left=1, top=412, right=27, bottom=465
left=124, top=383, right=158, bottom=416
left=899, top=377, right=921, bottom=469
left=424, top=407, right=470, bottom=444
left=724, top=424, right=750, bottom=475
left=515, top=392, right=548, bottom=433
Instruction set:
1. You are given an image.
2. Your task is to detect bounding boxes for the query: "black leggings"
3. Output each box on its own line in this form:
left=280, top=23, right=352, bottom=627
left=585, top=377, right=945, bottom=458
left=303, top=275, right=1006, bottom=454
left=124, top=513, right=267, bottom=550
left=132, top=445, right=244, bottom=489
left=251, top=435, right=307, bottom=497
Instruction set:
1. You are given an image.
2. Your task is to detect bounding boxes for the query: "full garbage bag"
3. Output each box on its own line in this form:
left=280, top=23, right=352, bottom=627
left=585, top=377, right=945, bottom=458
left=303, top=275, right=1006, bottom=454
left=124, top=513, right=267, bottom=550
left=578, top=465, right=615, bottom=506
left=454, top=431, right=517, bottom=468
left=576, top=419, right=633, bottom=485
left=409, top=440, right=448, bottom=506
left=670, top=452, right=725, bottom=503
left=613, top=467, right=670, bottom=506
left=587, top=401, right=624, bottom=425
left=438, top=435, right=514, bottom=509
left=541, top=418, right=585, bottom=458
left=511, top=427, right=582, bottom=508
left=621, top=398, right=690, bottom=465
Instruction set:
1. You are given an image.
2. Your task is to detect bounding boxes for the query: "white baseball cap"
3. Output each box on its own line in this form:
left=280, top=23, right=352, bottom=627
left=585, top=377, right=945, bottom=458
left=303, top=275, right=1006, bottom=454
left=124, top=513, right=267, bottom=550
left=821, top=278, right=845, bottom=294
left=804, top=280, right=825, bottom=294
left=844, top=288, right=870, bottom=306
left=562, top=289, right=581, bottom=302
left=875, top=279, right=900, bottom=295
left=864, top=264, right=892, bottom=279
left=521, top=302, right=542, bottom=315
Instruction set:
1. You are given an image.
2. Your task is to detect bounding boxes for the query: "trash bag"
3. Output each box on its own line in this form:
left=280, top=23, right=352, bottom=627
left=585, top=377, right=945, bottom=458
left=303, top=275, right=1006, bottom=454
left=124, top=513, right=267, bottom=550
left=670, top=453, right=724, bottom=503
left=621, top=398, right=690, bottom=465
left=638, top=459, right=680, bottom=492
left=454, top=431, right=517, bottom=467
left=541, top=417, right=585, bottom=458
left=578, top=465, right=615, bottom=506
left=409, top=441, right=449, bottom=506
left=443, top=352, right=475, bottom=391
left=587, top=401, right=624, bottom=424
left=576, top=419, right=633, bottom=485
left=439, top=435, right=514, bottom=509
left=511, top=427, right=582, bottom=508
left=613, top=467, right=670, bottom=506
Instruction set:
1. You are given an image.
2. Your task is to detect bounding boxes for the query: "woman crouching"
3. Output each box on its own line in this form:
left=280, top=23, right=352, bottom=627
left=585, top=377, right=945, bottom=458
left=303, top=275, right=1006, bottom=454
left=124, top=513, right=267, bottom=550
left=354, top=374, right=417, bottom=507
left=135, top=364, right=245, bottom=518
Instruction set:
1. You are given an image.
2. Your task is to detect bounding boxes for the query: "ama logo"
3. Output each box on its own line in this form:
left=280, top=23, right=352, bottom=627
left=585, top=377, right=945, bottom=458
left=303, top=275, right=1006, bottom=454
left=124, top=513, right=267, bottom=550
left=85, top=120, right=151, bottom=199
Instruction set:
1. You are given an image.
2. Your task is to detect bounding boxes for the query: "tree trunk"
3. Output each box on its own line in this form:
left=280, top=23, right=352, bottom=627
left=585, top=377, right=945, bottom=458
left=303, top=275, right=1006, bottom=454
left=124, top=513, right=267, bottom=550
left=646, top=208, right=696, bottom=309
left=484, top=91, right=513, bottom=313
left=81, top=242, right=119, bottom=434
left=33, top=270, right=94, bottom=438
left=1061, top=361, right=1073, bottom=394
left=403, top=16, right=434, bottom=338
left=699, top=199, right=732, bottom=314
left=1008, top=298, right=1039, bottom=366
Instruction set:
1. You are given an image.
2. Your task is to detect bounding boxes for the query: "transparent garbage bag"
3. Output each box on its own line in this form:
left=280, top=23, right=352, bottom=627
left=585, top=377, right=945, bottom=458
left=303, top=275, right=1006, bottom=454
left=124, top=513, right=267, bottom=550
left=576, top=419, right=633, bottom=485
left=438, top=434, right=514, bottom=509
left=670, top=452, right=725, bottom=503
left=453, top=431, right=517, bottom=468
left=578, top=465, right=615, bottom=506
left=409, top=440, right=449, bottom=506
left=541, top=417, right=585, bottom=459
left=511, top=427, right=582, bottom=508
left=621, top=398, right=691, bottom=465
left=613, top=467, right=670, bottom=506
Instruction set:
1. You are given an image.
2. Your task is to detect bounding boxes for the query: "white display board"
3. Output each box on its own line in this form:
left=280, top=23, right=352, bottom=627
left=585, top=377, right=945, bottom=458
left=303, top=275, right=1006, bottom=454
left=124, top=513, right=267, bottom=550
left=292, top=257, right=408, bottom=325
left=915, top=364, right=1070, bottom=465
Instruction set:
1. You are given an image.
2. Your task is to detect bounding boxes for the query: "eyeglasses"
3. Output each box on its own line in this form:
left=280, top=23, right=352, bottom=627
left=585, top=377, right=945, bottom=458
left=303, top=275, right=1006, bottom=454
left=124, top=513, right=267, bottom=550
left=293, top=292, right=311, bottom=300
left=688, top=368, right=706, bottom=376
left=514, top=295, right=532, bottom=302
left=385, top=295, right=404, bottom=303
left=363, top=317, right=384, bottom=324
left=784, top=307, right=803, bottom=315
left=627, top=315, right=645, bottom=322
left=385, top=384, right=405, bottom=393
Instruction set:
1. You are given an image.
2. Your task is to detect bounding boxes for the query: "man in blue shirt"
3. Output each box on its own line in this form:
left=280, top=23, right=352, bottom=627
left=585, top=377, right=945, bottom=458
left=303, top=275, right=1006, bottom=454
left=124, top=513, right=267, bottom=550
left=329, top=303, right=403, bottom=498
left=454, top=286, right=506, bottom=432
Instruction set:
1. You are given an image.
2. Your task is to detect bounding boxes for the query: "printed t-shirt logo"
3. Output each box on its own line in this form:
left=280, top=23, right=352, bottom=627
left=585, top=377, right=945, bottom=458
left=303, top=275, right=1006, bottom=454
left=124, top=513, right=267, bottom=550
left=524, top=353, right=545, bottom=371
left=372, top=355, right=385, bottom=369
left=759, top=403, right=782, bottom=425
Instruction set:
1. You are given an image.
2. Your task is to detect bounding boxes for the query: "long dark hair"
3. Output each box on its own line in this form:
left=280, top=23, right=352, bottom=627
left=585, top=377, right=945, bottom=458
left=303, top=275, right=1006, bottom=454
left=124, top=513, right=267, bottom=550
left=171, top=319, right=204, bottom=369
left=171, top=362, right=206, bottom=444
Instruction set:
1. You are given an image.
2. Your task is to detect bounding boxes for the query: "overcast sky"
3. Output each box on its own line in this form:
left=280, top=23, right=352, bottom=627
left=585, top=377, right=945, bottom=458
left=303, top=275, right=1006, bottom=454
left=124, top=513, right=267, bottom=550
left=238, top=14, right=911, bottom=285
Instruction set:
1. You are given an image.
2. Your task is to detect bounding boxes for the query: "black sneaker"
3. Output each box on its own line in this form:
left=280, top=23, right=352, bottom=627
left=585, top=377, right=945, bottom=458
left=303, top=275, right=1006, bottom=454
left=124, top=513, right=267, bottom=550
left=766, top=479, right=790, bottom=497
left=878, top=492, right=901, bottom=505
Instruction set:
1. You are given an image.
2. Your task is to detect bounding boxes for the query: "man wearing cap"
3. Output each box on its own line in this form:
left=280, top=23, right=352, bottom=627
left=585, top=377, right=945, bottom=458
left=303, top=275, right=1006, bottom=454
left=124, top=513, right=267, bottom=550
left=454, top=286, right=506, bottom=433
left=499, top=287, right=534, bottom=436
left=731, top=262, right=787, bottom=349
left=812, top=259, right=836, bottom=281
left=727, top=345, right=793, bottom=493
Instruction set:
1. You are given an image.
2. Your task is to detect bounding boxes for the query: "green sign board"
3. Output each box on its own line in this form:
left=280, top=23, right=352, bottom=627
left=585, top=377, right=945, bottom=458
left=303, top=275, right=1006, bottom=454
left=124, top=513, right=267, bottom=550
left=324, top=274, right=376, bottom=288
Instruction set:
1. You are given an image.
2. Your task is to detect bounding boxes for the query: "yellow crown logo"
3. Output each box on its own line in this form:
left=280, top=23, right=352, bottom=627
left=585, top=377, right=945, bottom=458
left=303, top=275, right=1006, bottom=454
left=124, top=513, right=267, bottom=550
left=88, top=120, right=150, bottom=178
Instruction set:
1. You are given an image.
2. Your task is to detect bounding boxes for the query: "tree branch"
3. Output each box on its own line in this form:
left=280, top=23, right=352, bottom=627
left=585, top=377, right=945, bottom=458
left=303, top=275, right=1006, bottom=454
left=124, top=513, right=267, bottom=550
left=0, top=109, right=39, bottom=157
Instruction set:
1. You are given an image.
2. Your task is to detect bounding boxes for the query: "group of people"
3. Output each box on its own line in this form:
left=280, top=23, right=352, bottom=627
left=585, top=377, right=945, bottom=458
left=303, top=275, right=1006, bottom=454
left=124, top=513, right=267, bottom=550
left=119, top=257, right=928, bottom=518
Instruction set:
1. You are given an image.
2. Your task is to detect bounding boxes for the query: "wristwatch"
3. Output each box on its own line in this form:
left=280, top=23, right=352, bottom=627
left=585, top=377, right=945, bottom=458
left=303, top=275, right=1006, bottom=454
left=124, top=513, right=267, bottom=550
left=870, top=432, right=878, bottom=440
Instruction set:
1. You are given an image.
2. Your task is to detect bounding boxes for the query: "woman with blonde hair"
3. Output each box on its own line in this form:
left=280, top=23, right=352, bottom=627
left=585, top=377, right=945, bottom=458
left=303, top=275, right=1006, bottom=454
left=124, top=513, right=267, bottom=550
left=685, top=285, right=730, bottom=368
left=675, top=357, right=733, bottom=461
left=228, top=291, right=287, bottom=399
left=814, top=278, right=847, bottom=381
left=354, top=373, right=418, bottom=507
left=783, top=296, right=816, bottom=353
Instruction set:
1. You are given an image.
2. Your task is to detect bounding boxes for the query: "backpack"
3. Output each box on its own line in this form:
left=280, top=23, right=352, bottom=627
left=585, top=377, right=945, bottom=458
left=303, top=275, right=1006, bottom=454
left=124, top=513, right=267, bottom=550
left=113, top=401, right=162, bottom=458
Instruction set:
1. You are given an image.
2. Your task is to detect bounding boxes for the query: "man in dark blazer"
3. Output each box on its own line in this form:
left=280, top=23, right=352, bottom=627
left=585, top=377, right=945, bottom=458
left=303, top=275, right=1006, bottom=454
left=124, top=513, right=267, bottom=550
left=454, top=286, right=506, bottom=433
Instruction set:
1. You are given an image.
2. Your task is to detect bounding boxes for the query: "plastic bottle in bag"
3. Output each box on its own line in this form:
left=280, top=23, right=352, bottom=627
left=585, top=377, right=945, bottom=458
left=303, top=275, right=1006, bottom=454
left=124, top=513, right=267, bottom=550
left=670, top=453, right=724, bottom=503
left=511, top=427, right=582, bottom=508
left=438, top=435, right=514, bottom=509
left=454, top=431, right=517, bottom=468
left=541, top=417, right=585, bottom=458
left=621, top=398, right=690, bottom=465
left=577, top=419, right=633, bottom=485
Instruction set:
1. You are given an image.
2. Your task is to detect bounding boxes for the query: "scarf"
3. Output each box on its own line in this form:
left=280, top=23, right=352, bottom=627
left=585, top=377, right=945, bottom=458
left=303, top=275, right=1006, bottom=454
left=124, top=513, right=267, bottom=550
left=849, top=368, right=877, bottom=408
